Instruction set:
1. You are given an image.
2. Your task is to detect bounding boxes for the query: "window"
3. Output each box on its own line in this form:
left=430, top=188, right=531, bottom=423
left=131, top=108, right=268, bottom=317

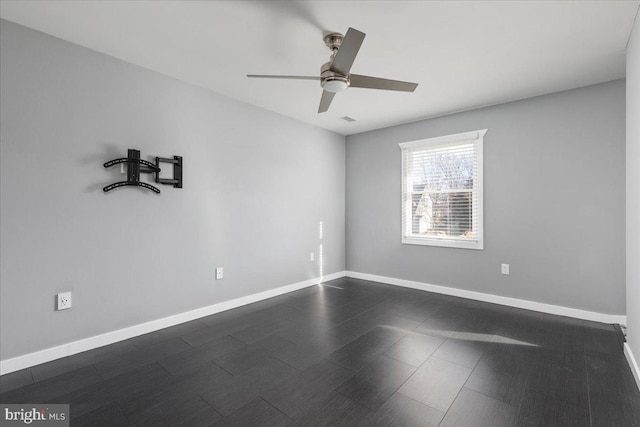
left=399, top=129, right=486, bottom=250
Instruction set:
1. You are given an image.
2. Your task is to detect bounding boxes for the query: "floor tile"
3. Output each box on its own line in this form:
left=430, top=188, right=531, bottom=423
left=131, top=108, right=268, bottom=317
left=128, top=320, right=206, bottom=348
left=383, top=331, right=444, bottom=367
left=128, top=394, right=220, bottom=427
left=370, top=313, right=423, bottom=331
left=158, top=334, right=245, bottom=375
left=201, top=357, right=298, bottom=416
left=440, top=387, right=517, bottom=427
left=586, top=351, right=640, bottom=425
left=317, top=302, right=372, bottom=324
left=261, top=359, right=354, bottom=419
left=0, top=368, right=33, bottom=394
left=355, top=303, right=422, bottom=326
left=93, top=337, right=190, bottom=379
left=71, top=403, right=129, bottom=427
left=527, top=349, right=588, bottom=404
left=367, top=324, right=411, bottom=343
left=275, top=320, right=336, bottom=345
left=464, top=346, right=535, bottom=406
left=0, top=365, right=103, bottom=404
left=414, top=309, right=468, bottom=338
left=517, top=389, right=590, bottom=426
left=582, top=319, right=616, bottom=332
left=214, top=335, right=294, bottom=375
left=292, top=391, right=370, bottom=426
left=336, top=355, right=416, bottom=410
left=356, top=392, right=444, bottom=427
left=180, top=318, right=253, bottom=346
left=431, top=333, right=488, bottom=369
left=210, top=397, right=291, bottom=427
left=326, top=318, right=377, bottom=342
left=31, top=340, right=138, bottom=382
left=588, top=393, right=640, bottom=427
left=326, top=332, right=394, bottom=371
left=198, top=309, right=251, bottom=326
left=241, top=305, right=300, bottom=326
left=274, top=335, right=350, bottom=371
left=230, top=317, right=296, bottom=344
left=583, top=327, right=623, bottom=355
left=53, top=362, right=172, bottom=417
left=397, top=356, right=472, bottom=413
left=118, top=361, right=230, bottom=418
left=541, top=313, right=584, bottom=337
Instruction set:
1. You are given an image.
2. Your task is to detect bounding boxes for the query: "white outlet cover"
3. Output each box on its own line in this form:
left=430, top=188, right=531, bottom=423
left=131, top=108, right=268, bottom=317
left=215, top=267, right=223, bottom=280
left=501, top=264, right=510, bottom=275
left=57, top=292, right=72, bottom=310
left=310, top=252, right=315, bottom=261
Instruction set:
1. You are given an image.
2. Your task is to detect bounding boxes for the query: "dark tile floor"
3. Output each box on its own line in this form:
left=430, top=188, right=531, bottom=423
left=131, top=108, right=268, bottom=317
left=1, top=277, right=639, bottom=426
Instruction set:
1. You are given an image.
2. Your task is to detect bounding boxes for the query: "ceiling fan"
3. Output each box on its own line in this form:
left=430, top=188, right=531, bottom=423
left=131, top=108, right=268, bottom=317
left=247, top=28, right=418, bottom=113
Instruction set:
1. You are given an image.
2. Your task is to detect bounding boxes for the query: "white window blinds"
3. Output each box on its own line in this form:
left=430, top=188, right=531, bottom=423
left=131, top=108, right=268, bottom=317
left=399, top=129, right=486, bottom=250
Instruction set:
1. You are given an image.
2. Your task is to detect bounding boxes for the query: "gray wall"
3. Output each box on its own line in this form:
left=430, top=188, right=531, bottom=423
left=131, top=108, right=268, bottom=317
left=0, top=20, right=345, bottom=360
left=627, top=13, right=640, bottom=372
left=346, top=80, right=626, bottom=315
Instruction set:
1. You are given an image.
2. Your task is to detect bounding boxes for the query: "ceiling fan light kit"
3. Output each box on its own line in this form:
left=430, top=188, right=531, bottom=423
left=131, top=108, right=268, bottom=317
left=321, top=78, right=349, bottom=93
left=247, top=27, right=418, bottom=113
left=320, top=61, right=349, bottom=92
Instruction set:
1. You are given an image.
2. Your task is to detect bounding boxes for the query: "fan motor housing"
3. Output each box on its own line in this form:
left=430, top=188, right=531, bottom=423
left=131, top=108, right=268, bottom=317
left=320, top=61, right=349, bottom=92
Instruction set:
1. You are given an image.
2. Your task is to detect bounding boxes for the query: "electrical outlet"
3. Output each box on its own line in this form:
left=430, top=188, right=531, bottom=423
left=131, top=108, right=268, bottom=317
left=501, top=264, right=510, bottom=275
left=310, top=252, right=315, bottom=261
left=57, top=292, right=72, bottom=310
left=215, top=267, right=224, bottom=280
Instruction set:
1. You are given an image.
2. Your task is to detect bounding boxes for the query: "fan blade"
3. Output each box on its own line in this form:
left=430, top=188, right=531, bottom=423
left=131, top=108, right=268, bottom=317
left=318, top=90, right=336, bottom=113
left=247, top=74, right=320, bottom=80
left=349, top=74, right=418, bottom=92
left=330, top=28, right=366, bottom=76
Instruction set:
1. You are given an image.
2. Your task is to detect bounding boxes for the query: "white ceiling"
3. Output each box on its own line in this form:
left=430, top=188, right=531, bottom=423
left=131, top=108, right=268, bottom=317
left=1, top=1, right=638, bottom=135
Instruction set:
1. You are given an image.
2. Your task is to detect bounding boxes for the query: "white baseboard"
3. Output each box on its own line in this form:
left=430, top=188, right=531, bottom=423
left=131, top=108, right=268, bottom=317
left=625, top=343, right=640, bottom=391
left=345, top=271, right=627, bottom=325
left=0, top=271, right=346, bottom=376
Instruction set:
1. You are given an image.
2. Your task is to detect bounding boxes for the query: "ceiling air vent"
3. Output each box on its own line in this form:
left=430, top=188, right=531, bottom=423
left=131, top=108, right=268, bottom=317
left=341, top=116, right=357, bottom=123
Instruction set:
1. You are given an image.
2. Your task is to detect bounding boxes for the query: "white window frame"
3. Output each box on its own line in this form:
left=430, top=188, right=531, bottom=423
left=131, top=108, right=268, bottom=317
left=399, top=129, right=486, bottom=250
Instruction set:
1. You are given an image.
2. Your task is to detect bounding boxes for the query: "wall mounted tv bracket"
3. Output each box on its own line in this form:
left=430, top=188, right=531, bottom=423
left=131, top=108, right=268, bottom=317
left=103, top=149, right=183, bottom=194
left=103, top=149, right=160, bottom=193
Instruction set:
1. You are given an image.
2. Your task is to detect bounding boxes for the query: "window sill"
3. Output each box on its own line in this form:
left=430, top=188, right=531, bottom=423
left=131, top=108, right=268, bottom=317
left=402, top=237, right=484, bottom=250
